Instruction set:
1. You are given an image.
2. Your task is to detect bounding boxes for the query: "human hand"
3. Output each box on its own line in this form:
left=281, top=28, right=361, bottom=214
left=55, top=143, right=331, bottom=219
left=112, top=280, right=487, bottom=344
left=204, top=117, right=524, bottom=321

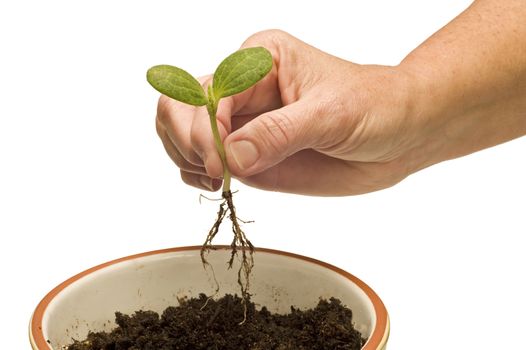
left=156, top=30, right=421, bottom=196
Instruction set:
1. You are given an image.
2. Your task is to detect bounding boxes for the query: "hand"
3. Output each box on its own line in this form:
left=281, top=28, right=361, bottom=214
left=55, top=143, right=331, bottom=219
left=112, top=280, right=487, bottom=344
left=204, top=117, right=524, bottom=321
left=155, top=30, right=418, bottom=196
left=156, top=2, right=526, bottom=197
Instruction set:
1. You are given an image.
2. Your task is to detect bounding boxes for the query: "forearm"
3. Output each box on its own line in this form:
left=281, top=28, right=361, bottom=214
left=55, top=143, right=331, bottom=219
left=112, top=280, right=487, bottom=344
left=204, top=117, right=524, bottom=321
left=399, top=0, right=526, bottom=169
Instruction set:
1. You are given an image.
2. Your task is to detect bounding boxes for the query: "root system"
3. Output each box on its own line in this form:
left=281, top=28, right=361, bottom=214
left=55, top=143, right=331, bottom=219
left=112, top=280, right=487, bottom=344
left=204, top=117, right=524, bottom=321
left=200, top=190, right=254, bottom=324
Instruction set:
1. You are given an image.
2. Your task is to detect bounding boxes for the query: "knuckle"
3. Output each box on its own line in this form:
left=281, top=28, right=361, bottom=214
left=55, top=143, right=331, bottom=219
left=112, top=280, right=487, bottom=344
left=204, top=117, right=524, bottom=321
left=242, top=29, right=290, bottom=49
left=155, top=119, right=163, bottom=137
left=181, top=142, right=205, bottom=167
left=161, top=140, right=197, bottom=171
left=178, top=144, right=202, bottom=167
left=180, top=171, right=206, bottom=189
left=189, top=125, right=202, bottom=150
left=257, top=111, right=294, bottom=154
left=156, top=95, right=173, bottom=125
left=173, top=155, right=185, bottom=169
left=180, top=170, right=194, bottom=186
left=183, top=130, right=204, bottom=165
left=167, top=147, right=185, bottom=168
left=184, top=151, right=204, bottom=167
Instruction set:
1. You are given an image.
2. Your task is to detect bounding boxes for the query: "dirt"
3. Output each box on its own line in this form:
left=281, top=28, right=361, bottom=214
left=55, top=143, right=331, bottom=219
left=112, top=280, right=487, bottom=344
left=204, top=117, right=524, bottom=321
left=67, top=293, right=366, bottom=350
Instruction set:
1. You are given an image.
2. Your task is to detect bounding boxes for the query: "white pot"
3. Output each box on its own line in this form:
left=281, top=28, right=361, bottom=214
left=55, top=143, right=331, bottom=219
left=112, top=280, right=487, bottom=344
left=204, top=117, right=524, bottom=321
left=30, top=246, right=389, bottom=349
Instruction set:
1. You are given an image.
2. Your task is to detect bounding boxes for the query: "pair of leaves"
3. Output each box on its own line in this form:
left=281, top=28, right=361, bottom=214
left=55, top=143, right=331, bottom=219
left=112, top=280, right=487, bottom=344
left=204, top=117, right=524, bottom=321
left=147, top=47, right=273, bottom=106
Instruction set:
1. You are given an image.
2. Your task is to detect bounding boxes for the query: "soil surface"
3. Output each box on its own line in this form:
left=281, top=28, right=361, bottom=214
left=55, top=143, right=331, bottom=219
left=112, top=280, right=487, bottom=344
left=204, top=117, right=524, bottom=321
left=67, top=293, right=366, bottom=350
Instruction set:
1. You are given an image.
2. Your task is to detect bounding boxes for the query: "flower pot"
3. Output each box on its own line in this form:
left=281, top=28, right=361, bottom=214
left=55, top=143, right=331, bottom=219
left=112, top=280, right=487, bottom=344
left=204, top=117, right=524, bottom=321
left=30, top=246, right=389, bottom=349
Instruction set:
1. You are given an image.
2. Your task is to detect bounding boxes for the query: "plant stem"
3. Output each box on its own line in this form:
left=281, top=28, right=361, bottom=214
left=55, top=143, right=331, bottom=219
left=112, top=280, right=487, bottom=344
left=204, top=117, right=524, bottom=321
left=206, top=88, right=231, bottom=193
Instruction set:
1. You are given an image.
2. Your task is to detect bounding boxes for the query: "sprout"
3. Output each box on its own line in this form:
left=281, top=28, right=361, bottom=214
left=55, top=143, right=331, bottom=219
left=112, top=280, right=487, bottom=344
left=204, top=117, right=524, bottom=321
left=147, top=47, right=273, bottom=323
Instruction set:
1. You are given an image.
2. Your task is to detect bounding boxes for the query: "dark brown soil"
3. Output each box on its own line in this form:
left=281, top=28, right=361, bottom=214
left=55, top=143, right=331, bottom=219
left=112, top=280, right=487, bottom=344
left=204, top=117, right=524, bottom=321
left=67, top=293, right=366, bottom=350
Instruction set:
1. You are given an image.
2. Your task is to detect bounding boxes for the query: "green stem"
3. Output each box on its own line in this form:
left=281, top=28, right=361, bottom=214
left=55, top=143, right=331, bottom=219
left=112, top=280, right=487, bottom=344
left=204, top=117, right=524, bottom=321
left=207, top=87, right=231, bottom=193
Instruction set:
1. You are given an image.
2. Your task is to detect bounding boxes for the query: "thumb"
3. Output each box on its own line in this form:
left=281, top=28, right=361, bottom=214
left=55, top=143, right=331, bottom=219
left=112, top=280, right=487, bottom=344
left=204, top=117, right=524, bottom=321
left=224, top=100, right=325, bottom=177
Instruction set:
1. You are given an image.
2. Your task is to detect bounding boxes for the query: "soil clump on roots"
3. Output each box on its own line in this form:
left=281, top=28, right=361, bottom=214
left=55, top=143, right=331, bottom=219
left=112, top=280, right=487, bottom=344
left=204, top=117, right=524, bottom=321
left=67, top=293, right=366, bottom=350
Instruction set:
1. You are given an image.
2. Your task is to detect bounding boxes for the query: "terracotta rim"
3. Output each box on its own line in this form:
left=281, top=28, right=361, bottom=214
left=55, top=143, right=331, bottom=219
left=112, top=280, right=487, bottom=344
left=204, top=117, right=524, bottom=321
left=30, top=246, right=389, bottom=349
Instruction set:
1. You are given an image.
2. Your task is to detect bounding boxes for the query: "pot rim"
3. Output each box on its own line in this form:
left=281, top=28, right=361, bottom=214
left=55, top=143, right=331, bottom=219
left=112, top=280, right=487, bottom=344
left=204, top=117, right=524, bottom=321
left=30, top=245, right=389, bottom=349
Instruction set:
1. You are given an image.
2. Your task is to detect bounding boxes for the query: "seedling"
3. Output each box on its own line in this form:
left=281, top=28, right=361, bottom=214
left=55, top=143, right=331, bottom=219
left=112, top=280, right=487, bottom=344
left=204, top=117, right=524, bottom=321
left=146, top=47, right=273, bottom=321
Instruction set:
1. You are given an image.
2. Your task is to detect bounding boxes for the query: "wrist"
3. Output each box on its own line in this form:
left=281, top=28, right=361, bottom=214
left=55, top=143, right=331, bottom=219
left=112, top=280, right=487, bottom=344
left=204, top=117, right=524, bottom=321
left=371, top=64, right=443, bottom=173
left=398, top=56, right=526, bottom=170
left=328, top=64, right=434, bottom=174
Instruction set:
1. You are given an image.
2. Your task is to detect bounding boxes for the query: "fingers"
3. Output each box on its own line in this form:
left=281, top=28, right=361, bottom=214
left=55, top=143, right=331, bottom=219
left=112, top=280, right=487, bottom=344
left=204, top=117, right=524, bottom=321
left=234, top=150, right=350, bottom=195
left=225, top=66, right=282, bottom=117
left=180, top=170, right=223, bottom=192
left=188, top=57, right=283, bottom=179
left=156, top=91, right=222, bottom=191
left=219, top=30, right=340, bottom=178
left=156, top=67, right=282, bottom=183
left=158, top=114, right=222, bottom=191
left=156, top=119, right=206, bottom=175
left=236, top=150, right=406, bottom=196
left=155, top=29, right=321, bottom=192
left=189, top=95, right=232, bottom=179
left=237, top=29, right=323, bottom=107
left=224, top=99, right=330, bottom=177
left=156, top=95, right=203, bottom=166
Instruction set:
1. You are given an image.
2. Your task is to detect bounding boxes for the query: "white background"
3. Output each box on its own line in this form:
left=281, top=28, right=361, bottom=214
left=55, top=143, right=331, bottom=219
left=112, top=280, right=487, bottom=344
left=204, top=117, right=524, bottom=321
left=1, top=0, right=525, bottom=349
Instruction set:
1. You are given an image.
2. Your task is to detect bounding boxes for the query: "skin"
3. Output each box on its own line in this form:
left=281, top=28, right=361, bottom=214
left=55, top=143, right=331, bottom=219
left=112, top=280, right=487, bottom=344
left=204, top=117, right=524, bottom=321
left=155, top=0, right=526, bottom=196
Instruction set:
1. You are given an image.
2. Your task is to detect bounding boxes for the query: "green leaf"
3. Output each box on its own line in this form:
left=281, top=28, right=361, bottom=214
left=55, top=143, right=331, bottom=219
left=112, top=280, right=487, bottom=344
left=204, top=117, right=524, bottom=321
left=147, top=65, right=207, bottom=106
left=212, top=47, right=273, bottom=99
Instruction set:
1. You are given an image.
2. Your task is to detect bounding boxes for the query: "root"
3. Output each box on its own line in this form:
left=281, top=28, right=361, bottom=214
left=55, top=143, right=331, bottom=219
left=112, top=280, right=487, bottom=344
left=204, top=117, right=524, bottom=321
left=199, top=262, right=219, bottom=312
left=200, top=200, right=226, bottom=305
left=200, top=190, right=255, bottom=325
left=199, top=193, right=223, bottom=204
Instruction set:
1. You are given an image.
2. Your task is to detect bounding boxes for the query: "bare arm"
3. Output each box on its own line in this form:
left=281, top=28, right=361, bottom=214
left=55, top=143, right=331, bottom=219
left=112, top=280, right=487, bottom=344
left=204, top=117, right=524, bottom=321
left=399, top=0, right=526, bottom=171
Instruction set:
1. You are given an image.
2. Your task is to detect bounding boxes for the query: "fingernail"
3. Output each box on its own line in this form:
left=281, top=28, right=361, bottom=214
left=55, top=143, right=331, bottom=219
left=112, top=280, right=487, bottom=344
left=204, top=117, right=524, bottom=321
left=199, top=176, right=213, bottom=191
left=212, top=178, right=223, bottom=190
left=229, top=140, right=259, bottom=170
